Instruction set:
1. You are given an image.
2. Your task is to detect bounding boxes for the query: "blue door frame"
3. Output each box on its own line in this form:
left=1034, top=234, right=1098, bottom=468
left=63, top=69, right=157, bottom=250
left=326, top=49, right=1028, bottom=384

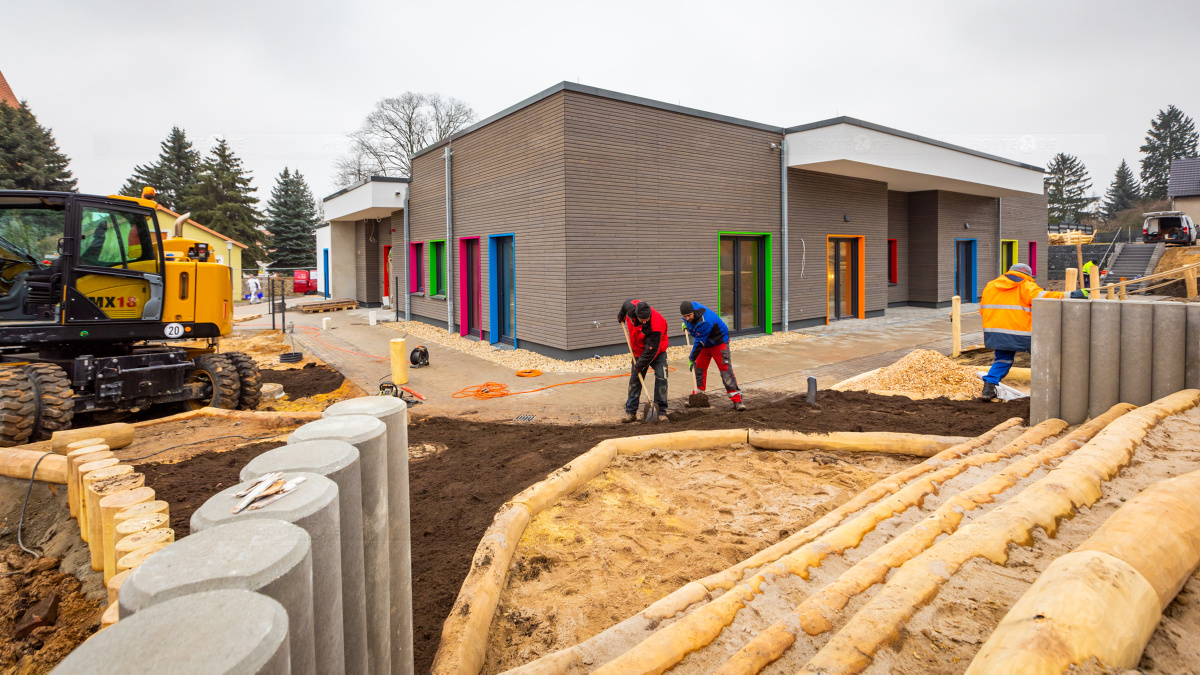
left=487, top=234, right=516, bottom=347
left=953, top=238, right=978, bottom=303
left=322, top=248, right=330, bottom=299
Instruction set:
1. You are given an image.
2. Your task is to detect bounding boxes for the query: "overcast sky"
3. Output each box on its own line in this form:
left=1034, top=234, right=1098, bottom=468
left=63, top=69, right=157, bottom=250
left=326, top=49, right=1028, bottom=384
left=7, top=0, right=1199, bottom=205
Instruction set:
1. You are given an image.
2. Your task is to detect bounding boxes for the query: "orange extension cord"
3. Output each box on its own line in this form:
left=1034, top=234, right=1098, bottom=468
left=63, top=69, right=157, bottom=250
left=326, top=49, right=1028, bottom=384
left=453, top=366, right=677, bottom=400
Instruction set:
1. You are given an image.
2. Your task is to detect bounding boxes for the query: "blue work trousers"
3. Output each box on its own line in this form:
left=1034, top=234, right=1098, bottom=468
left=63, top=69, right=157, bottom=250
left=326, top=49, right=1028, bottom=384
left=983, top=349, right=1018, bottom=385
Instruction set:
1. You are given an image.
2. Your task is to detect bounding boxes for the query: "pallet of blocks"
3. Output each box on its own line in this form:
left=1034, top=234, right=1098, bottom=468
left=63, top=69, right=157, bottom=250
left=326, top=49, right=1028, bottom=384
left=296, top=298, right=358, bottom=314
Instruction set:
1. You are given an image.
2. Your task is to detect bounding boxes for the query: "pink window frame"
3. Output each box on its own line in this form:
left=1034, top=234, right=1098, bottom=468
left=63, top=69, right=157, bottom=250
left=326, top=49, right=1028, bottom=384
left=1028, top=241, right=1037, bottom=276
left=459, top=237, right=482, bottom=338
left=410, top=242, right=425, bottom=292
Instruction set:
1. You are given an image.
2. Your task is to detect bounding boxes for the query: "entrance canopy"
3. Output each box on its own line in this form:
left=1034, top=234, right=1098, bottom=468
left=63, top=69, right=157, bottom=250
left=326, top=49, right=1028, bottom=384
left=322, top=176, right=409, bottom=222
left=785, top=117, right=1044, bottom=197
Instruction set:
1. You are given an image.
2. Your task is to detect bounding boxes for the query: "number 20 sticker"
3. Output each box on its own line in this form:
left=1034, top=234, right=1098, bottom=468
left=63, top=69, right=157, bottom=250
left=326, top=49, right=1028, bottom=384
left=164, top=323, right=185, bottom=338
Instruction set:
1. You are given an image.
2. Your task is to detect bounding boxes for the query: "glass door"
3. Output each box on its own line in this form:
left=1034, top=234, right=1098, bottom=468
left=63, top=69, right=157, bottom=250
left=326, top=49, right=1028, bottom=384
left=827, top=237, right=860, bottom=321
left=718, top=236, right=764, bottom=333
left=70, top=203, right=164, bottom=322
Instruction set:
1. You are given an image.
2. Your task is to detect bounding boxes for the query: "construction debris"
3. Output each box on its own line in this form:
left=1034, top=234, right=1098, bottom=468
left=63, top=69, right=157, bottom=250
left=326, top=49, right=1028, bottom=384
left=843, top=349, right=985, bottom=400
left=296, top=298, right=358, bottom=314
left=1049, top=230, right=1094, bottom=245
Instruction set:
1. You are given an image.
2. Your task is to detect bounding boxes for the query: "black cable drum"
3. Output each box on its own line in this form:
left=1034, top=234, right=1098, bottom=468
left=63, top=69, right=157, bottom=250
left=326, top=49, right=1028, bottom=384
left=409, top=345, right=429, bottom=367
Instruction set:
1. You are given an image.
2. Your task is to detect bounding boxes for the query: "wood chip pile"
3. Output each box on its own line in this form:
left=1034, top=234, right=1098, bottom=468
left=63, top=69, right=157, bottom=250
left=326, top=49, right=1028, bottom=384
left=851, top=349, right=984, bottom=399
left=384, top=321, right=813, bottom=374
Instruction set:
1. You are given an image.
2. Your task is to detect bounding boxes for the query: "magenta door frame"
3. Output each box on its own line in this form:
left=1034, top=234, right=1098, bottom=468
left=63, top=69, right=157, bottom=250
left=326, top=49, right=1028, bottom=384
left=459, top=237, right=482, bottom=338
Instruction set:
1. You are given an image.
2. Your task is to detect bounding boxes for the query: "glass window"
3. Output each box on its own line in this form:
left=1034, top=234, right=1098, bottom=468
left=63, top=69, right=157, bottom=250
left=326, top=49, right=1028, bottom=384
left=79, top=206, right=160, bottom=271
left=887, top=239, right=898, bottom=284
left=0, top=198, right=67, bottom=319
left=430, top=241, right=446, bottom=297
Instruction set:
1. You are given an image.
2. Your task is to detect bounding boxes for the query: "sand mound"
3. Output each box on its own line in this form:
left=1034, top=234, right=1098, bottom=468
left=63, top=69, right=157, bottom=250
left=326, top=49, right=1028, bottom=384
left=849, top=349, right=983, bottom=399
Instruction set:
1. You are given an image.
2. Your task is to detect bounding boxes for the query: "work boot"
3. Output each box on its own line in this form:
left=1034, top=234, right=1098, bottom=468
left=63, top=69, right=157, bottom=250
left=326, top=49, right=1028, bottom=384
left=734, top=401, right=747, bottom=412
left=981, top=382, right=997, bottom=401
left=621, top=412, right=637, bottom=424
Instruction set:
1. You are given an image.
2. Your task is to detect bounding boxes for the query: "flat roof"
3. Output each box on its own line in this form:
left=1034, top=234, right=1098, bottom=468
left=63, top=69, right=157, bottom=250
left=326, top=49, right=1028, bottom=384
left=409, top=81, right=1043, bottom=173
left=322, top=175, right=409, bottom=203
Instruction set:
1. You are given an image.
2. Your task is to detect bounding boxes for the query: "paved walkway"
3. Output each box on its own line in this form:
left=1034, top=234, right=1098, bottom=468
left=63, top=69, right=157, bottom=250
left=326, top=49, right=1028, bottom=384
left=233, top=301, right=983, bottom=424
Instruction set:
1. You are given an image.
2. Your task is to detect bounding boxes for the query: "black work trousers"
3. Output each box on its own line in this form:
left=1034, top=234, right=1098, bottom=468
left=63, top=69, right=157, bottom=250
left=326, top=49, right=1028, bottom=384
left=626, top=351, right=668, bottom=414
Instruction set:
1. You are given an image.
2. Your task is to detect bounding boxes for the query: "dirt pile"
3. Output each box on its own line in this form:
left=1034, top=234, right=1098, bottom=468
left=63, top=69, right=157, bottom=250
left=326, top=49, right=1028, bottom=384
left=259, top=362, right=345, bottom=398
left=0, top=548, right=102, bottom=674
left=848, top=349, right=985, bottom=399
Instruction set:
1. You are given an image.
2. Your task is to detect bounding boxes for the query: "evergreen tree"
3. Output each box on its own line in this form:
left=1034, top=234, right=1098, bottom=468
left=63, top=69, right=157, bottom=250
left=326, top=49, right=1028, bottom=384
left=119, top=126, right=200, bottom=211
left=0, top=101, right=77, bottom=191
left=182, top=138, right=265, bottom=265
left=1102, top=159, right=1141, bottom=218
left=1139, top=105, right=1199, bottom=200
left=265, top=167, right=320, bottom=270
left=1044, top=153, right=1096, bottom=224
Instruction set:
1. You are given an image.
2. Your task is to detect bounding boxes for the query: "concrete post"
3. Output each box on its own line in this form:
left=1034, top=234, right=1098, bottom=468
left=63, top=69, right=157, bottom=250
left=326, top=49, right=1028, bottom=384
left=1152, top=302, right=1187, bottom=401
left=191, top=473, right=345, bottom=675
left=241, top=441, right=368, bottom=675
left=322, top=397, right=413, bottom=675
left=1187, top=304, right=1200, bottom=390
left=1058, top=299, right=1092, bottom=425
left=1088, top=300, right=1122, bottom=419
left=117, top=521, right=312, bottom=674
left=288, top=416, right=390, bottom=675
left=57, top=590, right=291, bottom=675
left=1119, top=301, right=1155, bottom=406
left=1030, top=298, right=1063, bottom=424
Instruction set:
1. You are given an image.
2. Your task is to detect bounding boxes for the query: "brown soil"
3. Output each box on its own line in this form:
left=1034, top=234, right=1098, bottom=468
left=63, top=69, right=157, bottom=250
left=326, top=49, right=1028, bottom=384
left=136, top=441, right=284, bottom=537
left=406, top=390, right=1027, bottom=674
left=484, top=444, right=916, bottom=672
left=686, top=392, right=711, bottom=408
left=951, top=349, right=1031, bottom=369
left=259, top=362, right=345, bottom=399
left=0, top=548, right=103, bottom=674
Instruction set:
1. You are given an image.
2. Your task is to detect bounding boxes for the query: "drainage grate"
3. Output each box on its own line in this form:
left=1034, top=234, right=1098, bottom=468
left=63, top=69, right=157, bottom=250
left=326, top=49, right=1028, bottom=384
left=514, top=414, right=536, bottom=422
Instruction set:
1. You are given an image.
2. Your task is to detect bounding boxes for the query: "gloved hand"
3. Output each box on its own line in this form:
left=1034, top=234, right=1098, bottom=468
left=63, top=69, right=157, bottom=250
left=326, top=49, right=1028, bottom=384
left=689, top=360, right=695, bottom=371
left=681, top=321, right=688, bottom=332
left=1069, top=289, right=1089, bottom=299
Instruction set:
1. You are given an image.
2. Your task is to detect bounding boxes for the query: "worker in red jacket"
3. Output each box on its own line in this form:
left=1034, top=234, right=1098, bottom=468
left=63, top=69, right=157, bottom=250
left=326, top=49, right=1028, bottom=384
left=618, top=299, right=669, bottom=423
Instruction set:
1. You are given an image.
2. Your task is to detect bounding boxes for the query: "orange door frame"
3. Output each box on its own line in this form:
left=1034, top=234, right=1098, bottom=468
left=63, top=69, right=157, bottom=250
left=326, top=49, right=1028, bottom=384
left=825, top=235, right=866, bottom=324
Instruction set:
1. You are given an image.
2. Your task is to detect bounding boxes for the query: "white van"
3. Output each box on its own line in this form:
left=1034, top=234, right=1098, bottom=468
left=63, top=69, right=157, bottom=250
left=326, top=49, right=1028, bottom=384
left=1143, top=211, right=1198, bottom=245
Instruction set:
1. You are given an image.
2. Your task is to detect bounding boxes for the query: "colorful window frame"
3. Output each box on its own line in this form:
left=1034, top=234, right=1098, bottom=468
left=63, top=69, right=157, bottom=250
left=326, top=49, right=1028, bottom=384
left=409, top=242, right=425, bottom=293
left=428, top=240, right=446, bottom=297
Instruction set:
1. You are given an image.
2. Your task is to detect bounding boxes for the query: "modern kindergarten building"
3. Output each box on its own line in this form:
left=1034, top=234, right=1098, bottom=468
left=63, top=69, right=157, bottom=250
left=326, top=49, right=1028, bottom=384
left=323, top=82, right=1049, bottom=359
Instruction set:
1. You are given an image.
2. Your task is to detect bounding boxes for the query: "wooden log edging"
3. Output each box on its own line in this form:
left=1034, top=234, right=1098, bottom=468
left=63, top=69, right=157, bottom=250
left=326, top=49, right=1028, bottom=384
left=432, top=424, right=1018, bottom=675
left=967, top=467, right=1200, bottom=673
left=800, top=388, right=1200, bottom=675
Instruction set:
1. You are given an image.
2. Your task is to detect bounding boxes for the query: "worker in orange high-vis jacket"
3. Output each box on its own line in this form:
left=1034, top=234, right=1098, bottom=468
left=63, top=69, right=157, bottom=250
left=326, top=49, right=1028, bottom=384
left=979, top=263, right=1079, bottom=400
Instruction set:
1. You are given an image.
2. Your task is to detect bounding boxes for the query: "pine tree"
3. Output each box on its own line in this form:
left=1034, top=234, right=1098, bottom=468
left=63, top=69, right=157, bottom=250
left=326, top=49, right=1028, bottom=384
left=1139, top=105, right=1199, bottom=200
left=119, top=126, right=200, bottom=211
left=1044, top=153, right=1096, bottom=224
left=1102, top=159, right=1141, bottom=219
left=182, top=139, right=265, bottom=265
left=0, top=101, right=77, bottom=191
left=265, top=168, right=320, bottom=270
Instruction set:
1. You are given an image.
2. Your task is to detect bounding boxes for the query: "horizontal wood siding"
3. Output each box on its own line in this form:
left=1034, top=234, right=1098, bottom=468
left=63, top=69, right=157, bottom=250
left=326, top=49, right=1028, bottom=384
left=938, top=191, right=999, bottom=301
left=787, top=169, right=889, bottom=321
left=563, top=91, right=782, bottom=349
left=888, top=191, right=910, bottom=305
left=354, top=219, right=384, bottom=305
left=1000, top=193, right=1049, bottom=283
left=407, top=93, right=567, bottom=341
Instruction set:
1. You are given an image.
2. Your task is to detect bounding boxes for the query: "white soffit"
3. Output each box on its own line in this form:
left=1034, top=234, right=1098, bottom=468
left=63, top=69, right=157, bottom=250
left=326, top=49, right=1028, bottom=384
left=785, top=123, right=1044, bottom=197
left=323, top=179, right=408, bottom=222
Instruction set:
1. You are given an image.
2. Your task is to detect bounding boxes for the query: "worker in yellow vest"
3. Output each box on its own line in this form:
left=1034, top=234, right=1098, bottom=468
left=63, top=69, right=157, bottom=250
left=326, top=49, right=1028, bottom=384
left=979, top=263, right=1070, bottom=400
left=1081, top=260, right=1097, bottom=288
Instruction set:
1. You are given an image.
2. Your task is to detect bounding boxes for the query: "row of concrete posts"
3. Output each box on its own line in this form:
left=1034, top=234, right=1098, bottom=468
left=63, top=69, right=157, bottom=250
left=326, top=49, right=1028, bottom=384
left=55, top=398, right=415, bottom=675
left=1031, top=298, right=1200, bottom=424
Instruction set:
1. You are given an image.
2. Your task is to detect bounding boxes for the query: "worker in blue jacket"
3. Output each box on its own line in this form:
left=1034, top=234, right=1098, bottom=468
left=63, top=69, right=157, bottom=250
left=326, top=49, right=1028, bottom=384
left=680, top=301, right=746, bottom=411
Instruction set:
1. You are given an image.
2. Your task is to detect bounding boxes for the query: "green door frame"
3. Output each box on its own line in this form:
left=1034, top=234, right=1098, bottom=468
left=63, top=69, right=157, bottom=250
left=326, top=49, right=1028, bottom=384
left=717, top=231, right=773, bottom=334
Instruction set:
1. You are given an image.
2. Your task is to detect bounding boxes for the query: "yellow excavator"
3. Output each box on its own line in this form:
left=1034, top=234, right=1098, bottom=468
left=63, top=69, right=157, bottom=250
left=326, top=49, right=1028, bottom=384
left=0, top=187, right=261, bottom=445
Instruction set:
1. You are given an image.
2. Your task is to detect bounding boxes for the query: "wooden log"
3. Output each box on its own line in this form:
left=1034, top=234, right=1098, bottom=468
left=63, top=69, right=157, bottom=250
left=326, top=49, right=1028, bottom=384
left=1107, top=283, right=1116, bottom=300
left=114, top=528, right=174, bottom=561
left=0, top=448, right=68, bottom=484
left=951, top=295, right=962, bottom=357
left=113, top=500, right=168, bottom=529
left=51, top=423, right=133, bottom=454
left=75, top=458, right=119, bottom=540
left=100, top=487, right=155, bottom=582
left=747, top=430, right=971, bottom=457
left=106, top=569, right=133, bottom=606
left=116, top=541, right=170, bottom=573
left=1090, top=266, right=1101, bottom=296
left=100, top=601, right=119, bottom=630
left=66, top=447, right=111, bottom=519
left=1120, top=278, right=1128, bottom=300
left=1187, top=268, right=1198, bottom=299
left=1066, top=267, right=1079, bottom=292
left=63, top=438, right=105, bottom=456
left=85, top=473, right=142, bottom=571
left=114, top=513, right=169, bottom=557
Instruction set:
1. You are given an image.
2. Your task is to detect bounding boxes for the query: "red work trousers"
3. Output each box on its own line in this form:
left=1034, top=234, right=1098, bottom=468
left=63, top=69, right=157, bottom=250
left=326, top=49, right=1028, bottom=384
left=694, top=343, right=742, bottom=403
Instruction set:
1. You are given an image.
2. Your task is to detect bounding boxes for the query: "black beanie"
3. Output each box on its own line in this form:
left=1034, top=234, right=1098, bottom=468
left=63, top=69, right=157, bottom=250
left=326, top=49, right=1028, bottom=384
left=635, top=302, right=652, bottom=321
left=680, top=301, right=694, bottom=316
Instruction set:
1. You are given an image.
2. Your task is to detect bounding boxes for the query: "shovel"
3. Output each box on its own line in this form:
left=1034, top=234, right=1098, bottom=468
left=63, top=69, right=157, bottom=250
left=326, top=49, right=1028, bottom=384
left=621, top=323, right=660, bottom=423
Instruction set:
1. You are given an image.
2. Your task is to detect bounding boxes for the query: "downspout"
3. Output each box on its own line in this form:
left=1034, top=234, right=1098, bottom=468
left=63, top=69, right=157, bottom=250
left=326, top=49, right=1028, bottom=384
left=781, top=137, right=789, bottom=332
left=403, top=194, right=411, bottom=321
left=444, top=146, right=454, bottom=333
left=997, top=197, right=1003, bottom=276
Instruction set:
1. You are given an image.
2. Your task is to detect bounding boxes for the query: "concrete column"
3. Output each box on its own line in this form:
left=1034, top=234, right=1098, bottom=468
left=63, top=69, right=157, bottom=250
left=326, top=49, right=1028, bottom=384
left=241, top=441, right=367, bottom=675
left=118, top=519, right=313, bottom=674
left=1187, top=304, right=1200, bottom=390
left=289, top=416, right=390, bottom=675
left=1030, top=298, right=1063, bottom=424
left=1152, top=302, right=1187, bottom=401
left=1119, top=301, right=1155, bottom=406
left=192, top=473, right=344, bottom=675
left=1059, top=299, right=1091, bottom=425
left=323, top=397, right=413, bottom=675
left=1088, top=300, right=1122, bottom=419
left=57, top=589, right=290, bottom=675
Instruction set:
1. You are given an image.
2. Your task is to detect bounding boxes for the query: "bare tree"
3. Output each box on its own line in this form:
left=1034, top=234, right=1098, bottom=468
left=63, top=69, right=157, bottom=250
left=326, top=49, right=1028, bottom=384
left=333, top=92, right=476, bottom=186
